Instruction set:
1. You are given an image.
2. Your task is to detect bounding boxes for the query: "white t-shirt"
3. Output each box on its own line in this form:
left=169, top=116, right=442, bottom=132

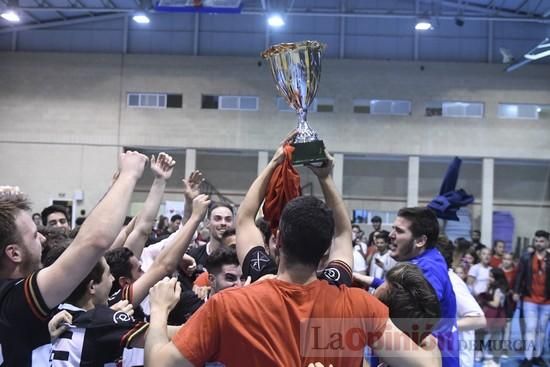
left=449, top=270, right=484, bottom=367
left=368, top=251, right=397, bottom=280
left=468, top=263, right=491, bottom=296
left=140, top=225, right=197, bottom=273
left=353, top=243, right=368, bottom=273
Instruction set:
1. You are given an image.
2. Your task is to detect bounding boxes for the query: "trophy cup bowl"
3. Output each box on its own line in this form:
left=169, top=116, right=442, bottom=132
left=262, top=40, right=327, bottom=165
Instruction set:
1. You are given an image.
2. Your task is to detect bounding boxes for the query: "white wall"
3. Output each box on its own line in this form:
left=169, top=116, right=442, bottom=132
left=1, top=52, right=549, bottom=236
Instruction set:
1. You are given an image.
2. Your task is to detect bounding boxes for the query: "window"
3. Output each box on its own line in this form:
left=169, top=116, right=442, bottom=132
left=127, top=93, right=182, bottom=109
left=352, top=210, right=396, bottom=225
left=316, top=98, right=334, bottom=113
left=498, top=103, right=549, bottom=120
left=353, top=99, right=411, bottom=115
left=203, top=95, right=259, bottom=111
left=370, top=99, right=411, bottom=116
left=426, top=101, right=484, bottom=118
left=353, top=99, right=370, bottom=114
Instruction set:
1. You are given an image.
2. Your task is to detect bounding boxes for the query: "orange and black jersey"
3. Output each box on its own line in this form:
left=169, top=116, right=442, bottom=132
left=0, top=271, right=53, bottom=367
left=242, top=245, right=353, bottom=286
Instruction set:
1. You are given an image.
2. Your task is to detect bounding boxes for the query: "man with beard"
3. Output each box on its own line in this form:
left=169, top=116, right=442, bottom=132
left=514, top=230, right=550, bottom=367
left=358, top=207, right=459, bottom=367
left=0, top=151, right=147, bottom=366
left=187, top=202, right=234, bottom=268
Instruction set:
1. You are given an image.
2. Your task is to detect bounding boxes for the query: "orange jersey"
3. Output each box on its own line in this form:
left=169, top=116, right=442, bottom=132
left=173, top=278, right=389, bottom=367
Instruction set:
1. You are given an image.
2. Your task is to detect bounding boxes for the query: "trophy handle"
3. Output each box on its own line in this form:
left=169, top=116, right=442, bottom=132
left=295, top=109, right=319, bottom=144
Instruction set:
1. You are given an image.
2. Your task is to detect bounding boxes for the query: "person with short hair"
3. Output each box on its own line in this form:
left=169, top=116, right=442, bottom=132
left=514, top=230, right=550, bottom=367
left=220, top=227, right=236, bottom=248
left=41, top=205, right=71, bottom=231
left=0, top=151, right=148, bottom=366
left=368, top=231, right=396, bottom=284
left=144, top=143, right=442, bottom=367
left=468, top=247, right=492, bottom=296
left=358, top=206, right=460, bottom=367
left=186, top=202, right=234, bottom=268
left=490, top=240, right=506, bottom=268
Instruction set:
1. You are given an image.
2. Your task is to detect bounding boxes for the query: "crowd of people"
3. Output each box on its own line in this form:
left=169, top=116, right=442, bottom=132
left=0, top=142, right=548, bottom=367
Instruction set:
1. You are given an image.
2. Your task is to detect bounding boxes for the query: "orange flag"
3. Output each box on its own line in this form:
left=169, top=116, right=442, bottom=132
left=262, top=144, right=302, bottom=236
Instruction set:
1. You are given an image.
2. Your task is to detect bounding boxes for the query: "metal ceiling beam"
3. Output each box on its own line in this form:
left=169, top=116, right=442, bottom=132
left=0, top=12, right=125, bottom=33
left=240, top=9, right=550, bottom=23
left=438, top=0, right=532, bottom=18
left=514, top=0, right=529, bottom=13
left=33, top=0, right=67, bottom=20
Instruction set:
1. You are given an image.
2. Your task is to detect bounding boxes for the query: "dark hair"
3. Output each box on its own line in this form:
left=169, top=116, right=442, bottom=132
left=75, top=217, right=86, bottom=226
left=221, top=227, right=236, bottom=240
left=534, top=230, right=549, bottom=240
left=374, top=231, right=390, bottom=243
left=41, top=227, right=72, bottom=265
left=489, top=267, right=508, bottom=294
left=255, top=217, right=271, bottom=245
left=170, top=214, right=182, bottom=223
left=105, top=247, right=134, bottom=293
left=205, top=246, right=239, bottom=275
left=0, top=190, right=31, bottom=261
left=32, top=212, right=41, bottom=220
left=378, top=263, right=441, bottom=345
left=43, top=245, right=104, bottom=305
left=352, top=224, right=361, bottom=230
left=472, top=230, right=481, bottom=235
left=41, top=205, right=69, bottom=226
left=371, top=216, right=382, bottom=223
left=436, top=236, right=453, bottom=270
left=397, top=207, right=439, bottom=249
left=208, top=202, right=234, bottom=219
left=455, top=237, right=472, bottom=253
left=279, top=196, right=334, bottom=268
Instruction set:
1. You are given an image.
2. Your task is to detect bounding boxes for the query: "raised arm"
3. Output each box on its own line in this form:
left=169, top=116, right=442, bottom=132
left=182, top=170, right=203, bottom=224
left=235, top=142, right=288, bottom=265
left=307, top=151, right=353, bottom=270
left=37, top=151, right=148, bottom=308
left=146, top=277, right=193, bottom=367
left=127, top=194, right=210, bottom=307
left=123, top=153, right=176, bottom=258
left=110, top=215, right=138, bottom=251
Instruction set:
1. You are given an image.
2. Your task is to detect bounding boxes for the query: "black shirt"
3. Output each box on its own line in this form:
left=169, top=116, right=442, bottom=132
left=242, top=246, right=353, bottom=286
left=187, top=245, right=209, bottom=267
left=50, top=304, right=148, bottom=367
left=0, top=271, right=52, bottom=367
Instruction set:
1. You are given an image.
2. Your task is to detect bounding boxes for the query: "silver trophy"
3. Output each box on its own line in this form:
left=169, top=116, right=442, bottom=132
left=262, top=40, right=327, bottom=165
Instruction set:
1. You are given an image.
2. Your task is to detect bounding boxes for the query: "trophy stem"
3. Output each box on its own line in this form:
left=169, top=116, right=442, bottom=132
left=295, top=108, right=317, bottom=144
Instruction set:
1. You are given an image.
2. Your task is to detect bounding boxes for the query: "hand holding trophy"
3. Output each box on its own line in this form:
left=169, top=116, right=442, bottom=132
left=262, top=40, right=328, bottom=165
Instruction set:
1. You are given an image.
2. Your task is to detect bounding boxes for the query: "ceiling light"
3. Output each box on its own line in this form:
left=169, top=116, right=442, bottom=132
left=415, top=18, right=432, bottom=31
left=267, top=13, right=284, bottom=28
left=132, top=13, right=150, bottom=24
left=1, top=9, right=20, bottom=22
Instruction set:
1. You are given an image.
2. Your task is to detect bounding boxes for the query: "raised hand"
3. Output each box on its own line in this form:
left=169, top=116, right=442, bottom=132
left=149, top=277, right=182, bottom=313
left=306, top=149, right=334, bottom=179
left=191, top=194, right=211, bottom=220
left=110, top=299, right=134, bottom=316
left=192, top=285, right=211, bottom=301
left=270, top=130, right=298, bottom=165
left=150, top=152, right=176, bottom=180
left=48, top=310, right=73, bottom=341
left=182, top=170, right=204, bottom=201
left=118, top=150, right=148, bottom=181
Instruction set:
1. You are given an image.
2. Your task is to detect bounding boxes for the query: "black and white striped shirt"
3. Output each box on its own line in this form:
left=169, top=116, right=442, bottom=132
left=50, top=303, right=148, bottom=367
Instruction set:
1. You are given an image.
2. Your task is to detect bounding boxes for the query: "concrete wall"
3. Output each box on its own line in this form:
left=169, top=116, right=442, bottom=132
left=1, top=52, right=549, bottom=237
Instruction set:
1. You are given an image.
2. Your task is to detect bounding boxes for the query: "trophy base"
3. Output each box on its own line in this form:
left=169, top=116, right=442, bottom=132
left=291, top=140, right=327, bottom=166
